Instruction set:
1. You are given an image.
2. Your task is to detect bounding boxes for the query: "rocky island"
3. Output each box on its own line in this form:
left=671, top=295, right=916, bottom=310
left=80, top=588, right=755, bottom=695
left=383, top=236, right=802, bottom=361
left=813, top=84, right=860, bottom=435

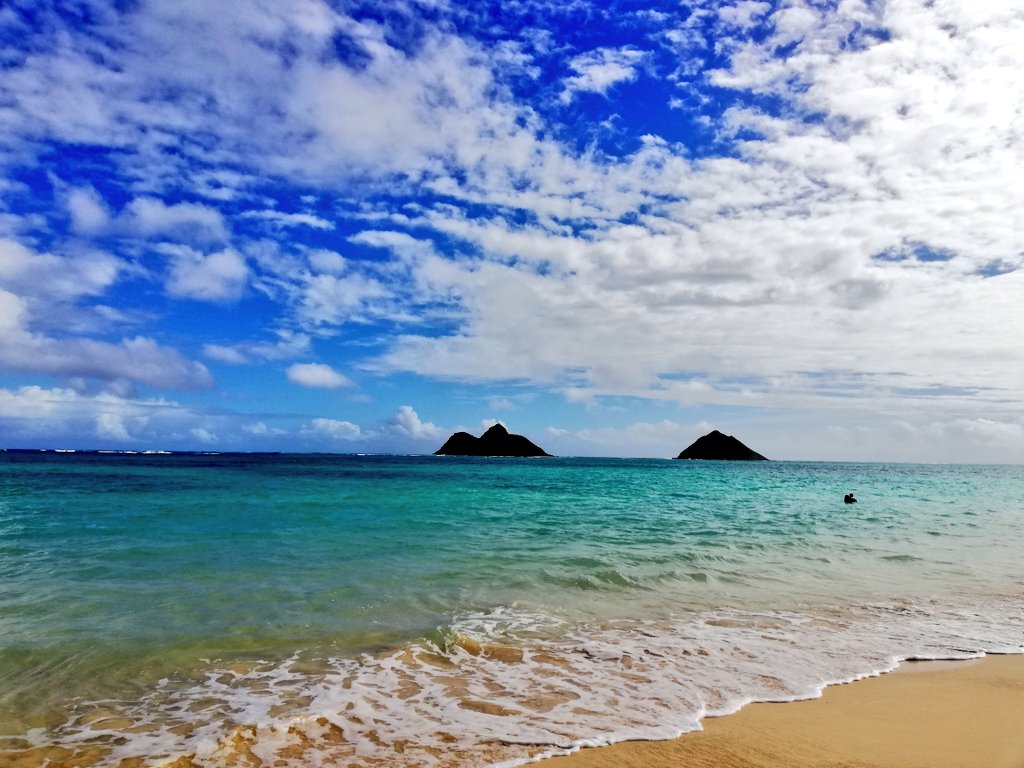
left=434, top=423, right=553, bottom=457
left=674, top=430, right=768, bottom=461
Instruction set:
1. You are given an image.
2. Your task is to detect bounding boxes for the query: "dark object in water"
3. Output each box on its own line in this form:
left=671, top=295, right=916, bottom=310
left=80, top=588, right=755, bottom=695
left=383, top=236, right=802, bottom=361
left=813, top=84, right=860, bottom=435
left=674, top=430, right=768, bottom=461
left=434, top=423, right=553, bottom=457
left=844, top=493, right=857, bottom=504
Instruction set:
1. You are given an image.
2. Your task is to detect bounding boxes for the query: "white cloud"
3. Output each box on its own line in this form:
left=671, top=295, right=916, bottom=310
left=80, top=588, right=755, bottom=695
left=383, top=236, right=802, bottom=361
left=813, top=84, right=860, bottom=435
left=0, top=288, right=26, bottom=334
left=767, top=4, right=822, bottom=47
left=161, top=245, right=249, bottom=302
left=299, top=406, right=442, bottom=447
left=561, top=46, right=647, bottom=102
left=203, top=330, right=311, bottom=365
left=380, top=405, right=443, bottom=440
left=307, top=249, right=347, bottom=275
left=0, top=334, right=213, bottom=390
left=0, top=238, right=122, bottom=305
left=241, top=209, right=334, bottom=230
left=0, top=386, right=198, bottom=445
left=286, top=362, right=354, bottom=389
left=301, top=417, right=362, bottom=441
left=288, top=33, right=526, bottom=183
left=242, top=421, right=286, bottom=436
left=66, top=186, right=112, bottom=233
left=124, top=197, right=230, bottom=245
left=0, top=384, right=303, bottom=450
left=243, top=241, right=412, bottom=331
left=191, top=427, right=218, bottom=444
left=96, top=412, right=132, bottom=441
left=0, top=4, right=554, bottom=205
left=718, top=2, right=772, bottom=29
left=297, top=272, right=391, bottom=327
left=202, top=344, right=249, bottom=365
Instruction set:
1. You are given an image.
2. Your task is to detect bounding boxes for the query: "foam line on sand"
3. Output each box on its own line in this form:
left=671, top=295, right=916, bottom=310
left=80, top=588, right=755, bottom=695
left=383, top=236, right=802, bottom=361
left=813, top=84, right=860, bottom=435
left=540, top=654, right=1024, bottom=768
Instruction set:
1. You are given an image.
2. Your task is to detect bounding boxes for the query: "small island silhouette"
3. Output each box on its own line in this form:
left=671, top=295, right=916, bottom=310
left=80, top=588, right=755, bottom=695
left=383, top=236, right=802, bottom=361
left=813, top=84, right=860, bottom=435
left=434, top=423, right=553, bottom=457
left=674, top=430, right=768, bottom=461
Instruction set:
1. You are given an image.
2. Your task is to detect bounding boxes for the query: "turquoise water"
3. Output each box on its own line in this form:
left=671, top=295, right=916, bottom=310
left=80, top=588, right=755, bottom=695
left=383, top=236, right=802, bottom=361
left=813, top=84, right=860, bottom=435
left=1, top=452, right=1022, bottom=766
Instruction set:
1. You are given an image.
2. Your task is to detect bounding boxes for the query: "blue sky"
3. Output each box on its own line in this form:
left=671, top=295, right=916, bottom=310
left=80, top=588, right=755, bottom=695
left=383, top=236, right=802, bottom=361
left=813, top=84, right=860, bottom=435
left=2, top=0, right=1023, bottom=461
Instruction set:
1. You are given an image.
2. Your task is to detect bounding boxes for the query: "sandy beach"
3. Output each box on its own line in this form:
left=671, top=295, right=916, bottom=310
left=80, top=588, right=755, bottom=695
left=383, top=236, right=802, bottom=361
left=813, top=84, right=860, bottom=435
left=542, top=655, right=1024, bottom=768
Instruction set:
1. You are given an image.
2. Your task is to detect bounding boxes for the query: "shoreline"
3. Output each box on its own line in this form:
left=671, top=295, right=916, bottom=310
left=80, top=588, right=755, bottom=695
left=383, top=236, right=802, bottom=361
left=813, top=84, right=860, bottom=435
left=538, top=653, right=1024, bottom=768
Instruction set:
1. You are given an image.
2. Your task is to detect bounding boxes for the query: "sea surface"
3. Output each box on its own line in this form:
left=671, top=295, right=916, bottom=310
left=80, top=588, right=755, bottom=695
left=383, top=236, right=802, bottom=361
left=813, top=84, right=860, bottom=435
left=1, top=451, right=1022, bottom=767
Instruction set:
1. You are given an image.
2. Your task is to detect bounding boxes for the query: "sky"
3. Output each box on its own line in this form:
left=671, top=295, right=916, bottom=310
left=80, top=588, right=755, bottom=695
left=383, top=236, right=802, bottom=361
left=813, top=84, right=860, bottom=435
left=1, top=0, right=1023, bottom=462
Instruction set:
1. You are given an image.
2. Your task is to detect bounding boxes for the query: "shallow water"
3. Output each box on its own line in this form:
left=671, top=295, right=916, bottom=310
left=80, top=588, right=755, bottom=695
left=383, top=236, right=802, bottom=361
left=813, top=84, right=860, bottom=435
left=1, top=452, right=1022, bottom=766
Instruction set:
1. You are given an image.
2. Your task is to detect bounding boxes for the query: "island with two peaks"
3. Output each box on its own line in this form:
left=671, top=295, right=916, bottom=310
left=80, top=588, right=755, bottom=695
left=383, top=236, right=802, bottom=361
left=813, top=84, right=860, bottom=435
left=434, top=423, right=553, bottom=457
left=674, top=430, right=768, bottom=461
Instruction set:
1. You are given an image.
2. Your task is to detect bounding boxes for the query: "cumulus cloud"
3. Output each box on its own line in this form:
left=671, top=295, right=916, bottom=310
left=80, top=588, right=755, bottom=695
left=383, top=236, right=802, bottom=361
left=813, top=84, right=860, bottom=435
left=122, top=198, right=230, bottom=245
left=96, top=411, right=132, bottom=441
left=301, top=417, right=362, bottom=441
left=286, top=362, right=354, bottom=389
left=381, top=405, right=443, bottom=440
left=161, top=245, right=249, bottom=302
left=306, top=249, right=347, bottom=275
left=299, top=405, right=444, bottom=447
left=191, top=427, right=218, bottom=444
left=299, top=406, right=442, bottom=447
left=242, top=421, right=286, bottom=436
left=0, top=238, right=122, bottom=306
left=58, top=186, right=231, bottom=245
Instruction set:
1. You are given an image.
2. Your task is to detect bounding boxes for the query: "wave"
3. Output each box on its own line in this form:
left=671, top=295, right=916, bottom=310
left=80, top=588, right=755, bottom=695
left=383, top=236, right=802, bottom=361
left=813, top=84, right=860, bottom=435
left=3, top=596, right=1022, bottom=768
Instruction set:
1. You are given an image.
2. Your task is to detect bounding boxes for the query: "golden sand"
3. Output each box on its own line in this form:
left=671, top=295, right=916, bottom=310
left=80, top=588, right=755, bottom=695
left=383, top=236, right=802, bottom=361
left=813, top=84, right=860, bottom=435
left=542, top=655, right=1024, bottom=768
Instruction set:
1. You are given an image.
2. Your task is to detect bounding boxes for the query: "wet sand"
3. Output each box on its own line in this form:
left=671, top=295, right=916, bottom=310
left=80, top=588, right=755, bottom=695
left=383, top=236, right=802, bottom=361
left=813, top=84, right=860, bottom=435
left=541, top=654, right=1024, bottom=768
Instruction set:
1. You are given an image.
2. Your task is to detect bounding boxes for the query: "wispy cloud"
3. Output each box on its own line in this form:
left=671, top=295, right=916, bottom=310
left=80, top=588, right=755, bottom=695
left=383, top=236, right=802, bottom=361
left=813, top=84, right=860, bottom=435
left=240, top=210, right=334, bottom=230
left=560, top=46, right=647, bottom=102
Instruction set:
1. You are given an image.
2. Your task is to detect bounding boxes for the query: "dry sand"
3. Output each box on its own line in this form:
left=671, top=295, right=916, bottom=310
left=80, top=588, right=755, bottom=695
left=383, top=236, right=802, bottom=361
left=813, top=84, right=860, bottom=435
left=541, top=654, right=1024, bottom=768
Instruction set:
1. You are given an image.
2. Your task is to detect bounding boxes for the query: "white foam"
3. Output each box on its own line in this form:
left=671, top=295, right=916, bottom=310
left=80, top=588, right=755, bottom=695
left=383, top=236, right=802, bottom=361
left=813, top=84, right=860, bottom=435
left=11, top=595, right=1024, bottom=767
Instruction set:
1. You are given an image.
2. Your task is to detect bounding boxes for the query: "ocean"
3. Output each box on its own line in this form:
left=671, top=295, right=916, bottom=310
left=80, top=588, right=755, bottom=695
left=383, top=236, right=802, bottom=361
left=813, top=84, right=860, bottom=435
left=1, top=451, right=1022, bottom=766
